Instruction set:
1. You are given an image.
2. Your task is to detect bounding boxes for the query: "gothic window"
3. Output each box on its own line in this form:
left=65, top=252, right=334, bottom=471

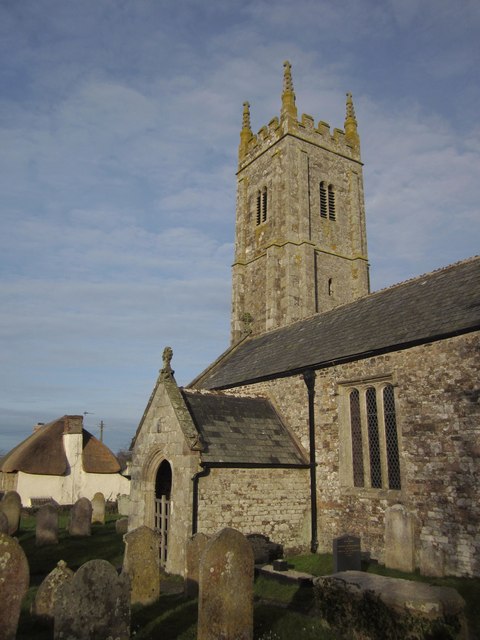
left=256, top=188, right=268, bottom=225
left=320, top=182, right=336, bottom=220
left=346, top=383, right=401, bottom=490
left=349, top=389, right=364, bottom=487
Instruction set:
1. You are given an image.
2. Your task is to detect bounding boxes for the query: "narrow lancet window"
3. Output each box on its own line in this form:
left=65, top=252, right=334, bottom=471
left=262, top=188, right=267, bottom=222
left=256, top=192, right=261, bottom=225
left=384, top=385, right=401, bottom=490
left=366, top=387, right=382, bottom=488
left=350, top=389, right=364, bottom=487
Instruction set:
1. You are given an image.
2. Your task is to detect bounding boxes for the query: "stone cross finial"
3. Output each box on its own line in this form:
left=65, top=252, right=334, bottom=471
left=162, top=346, right=173, bottom=374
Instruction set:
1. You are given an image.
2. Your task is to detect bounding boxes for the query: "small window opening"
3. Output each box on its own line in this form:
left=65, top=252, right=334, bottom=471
left=262, top=188, right=267, bottom=222
left=320, top=182, right=327, bottom=218
left=256, top=192, right=261, bottom=225
left=328, top=278, right=333, bottom=296
left=328, top=184, right=336, bottom=220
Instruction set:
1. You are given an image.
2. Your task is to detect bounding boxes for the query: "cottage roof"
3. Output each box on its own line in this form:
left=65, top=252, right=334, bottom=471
left=193, top=256, right=480, bottom=389
left=0, top=415, right=121, bottom=475
left=181, top=390, right=308, bottom=466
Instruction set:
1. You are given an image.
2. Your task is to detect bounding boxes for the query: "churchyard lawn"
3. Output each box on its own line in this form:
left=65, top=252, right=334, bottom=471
left=14, top=513, right=480, bottom=639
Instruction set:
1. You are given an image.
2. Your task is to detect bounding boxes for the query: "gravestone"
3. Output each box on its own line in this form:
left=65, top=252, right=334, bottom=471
left=246, top=533, right=283, bottom=565
left=0, top=490, right=22, bottom=535
left=54, top=559, right=130, bottom=640
left=91, top=492, right=105, bottom=524
left=122, top=525, right=160, bottom=605
left=117, top=494, right=130, bottom=516
left=185, top=532, right=210, bottom=597
left=333, top=534, right=361, bottom=572
left=0, top=511, right=8, bottom=534
left=384, top=504, right=415, bottom=572
left=32, top=560, right=74, bottom=620
left=36, top=504, right=59, bottom=546
left=198, top=527, right=254, bottom=640
left=68, top=497, right=92, bottom=537
left=115, top=517, right=129, bottom=535
left=419, top=542, right=445, bottom=578
left=0, top=532, right=30, bottom=640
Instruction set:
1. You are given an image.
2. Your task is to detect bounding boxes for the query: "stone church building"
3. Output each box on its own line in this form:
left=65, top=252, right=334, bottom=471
left=129, top=62, right=480, bottom=578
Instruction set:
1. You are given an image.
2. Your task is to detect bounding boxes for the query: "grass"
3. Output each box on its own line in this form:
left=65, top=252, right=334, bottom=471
left=13, top=515, right=480, bottom=639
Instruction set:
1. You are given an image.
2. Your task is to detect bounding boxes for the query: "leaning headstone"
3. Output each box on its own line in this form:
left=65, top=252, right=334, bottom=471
left=36, top=504, right=59, bottom=546
left=384, top=504, right=415, bottom=572
left=54, top=559, right=130, bottom=640
left=122, top=525, right=161, bottom=605
left=198, top=527, right=254, bottom=640
left=0, top=532, right=30, bottom=640
left=68, top=497, right=92, bottom=537
left=0, top=490, right=22, bottom=535
left=0, top=511, right=8, bottom=534
left=185, top=532, right=210, bottom=597
left=91, top=492, right=105, bottom=524
left=115, top=517, right=129, bottom=535
left=32, top=560, right=74, bottom=620
left=333, top=534, right=361, bottom=572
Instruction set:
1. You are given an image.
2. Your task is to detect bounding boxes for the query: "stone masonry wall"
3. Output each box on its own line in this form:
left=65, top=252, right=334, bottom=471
left=232, top=331, right=480, bottom=576
left=198, top=467, right=311, bottom=553
left=129, top=380, right=200, bottom=576
left=231, top=112, right=369, bottom=343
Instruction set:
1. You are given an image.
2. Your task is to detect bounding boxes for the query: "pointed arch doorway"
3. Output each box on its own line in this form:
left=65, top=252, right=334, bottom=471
left=154, top=460, right=172, bottom=566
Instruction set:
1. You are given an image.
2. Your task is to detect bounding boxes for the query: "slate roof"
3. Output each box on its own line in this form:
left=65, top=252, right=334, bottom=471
left=181, top=390, right=308, bottom=466
left=0, top=415, right=121, bottom=475
left=194, top=256, right=480, bottom=390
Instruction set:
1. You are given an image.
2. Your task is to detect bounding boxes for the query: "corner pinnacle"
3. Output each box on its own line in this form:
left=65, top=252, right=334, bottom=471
left=344, top=92, right=359, bottom=147
left=281, top=60, right=297, bottom=121
left=239, top=101, right=253, bottom=160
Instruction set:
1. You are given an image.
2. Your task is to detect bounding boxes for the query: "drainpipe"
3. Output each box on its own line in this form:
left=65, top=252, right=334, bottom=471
left=191, top=465, right=210, bottom=536
left=303, top=369, right=319, bottom=553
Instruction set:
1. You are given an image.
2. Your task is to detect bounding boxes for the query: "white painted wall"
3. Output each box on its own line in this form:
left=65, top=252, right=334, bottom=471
left=14, top=433, right=130, bottom=506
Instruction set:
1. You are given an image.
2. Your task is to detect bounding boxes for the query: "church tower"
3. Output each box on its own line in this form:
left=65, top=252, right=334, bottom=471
left=231, top=61, right=370, bottom=343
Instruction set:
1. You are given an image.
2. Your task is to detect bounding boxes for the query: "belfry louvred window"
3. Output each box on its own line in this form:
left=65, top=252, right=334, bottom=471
left=347, top=383, right=401, bottom=490
left=320, top=182, right=336, bottom=220
left=256, top=188, right=268, bottom=225
left=328, top=184, right=336, bottom=220
left=320, top=182, right=327, bottom=218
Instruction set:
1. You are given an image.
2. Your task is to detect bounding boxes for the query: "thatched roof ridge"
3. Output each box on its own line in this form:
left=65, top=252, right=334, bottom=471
left=0, top=415, right=121, bottom=475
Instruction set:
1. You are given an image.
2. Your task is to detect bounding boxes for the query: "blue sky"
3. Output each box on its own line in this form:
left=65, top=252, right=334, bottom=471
left=1, top=0, right=479, bottom=454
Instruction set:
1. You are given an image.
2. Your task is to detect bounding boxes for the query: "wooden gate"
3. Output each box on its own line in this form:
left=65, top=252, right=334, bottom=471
left=154, top=495, right=169, bottom=565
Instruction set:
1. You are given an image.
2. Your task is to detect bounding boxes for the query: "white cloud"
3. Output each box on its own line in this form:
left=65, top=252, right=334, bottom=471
left=0, top=0, right=478, bottom=453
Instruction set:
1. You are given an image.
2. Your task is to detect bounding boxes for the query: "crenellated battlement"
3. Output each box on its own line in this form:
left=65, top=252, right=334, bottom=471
left=232, top=61, right=369, bottom=344
left=238, top=61, right=361, bottom=171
